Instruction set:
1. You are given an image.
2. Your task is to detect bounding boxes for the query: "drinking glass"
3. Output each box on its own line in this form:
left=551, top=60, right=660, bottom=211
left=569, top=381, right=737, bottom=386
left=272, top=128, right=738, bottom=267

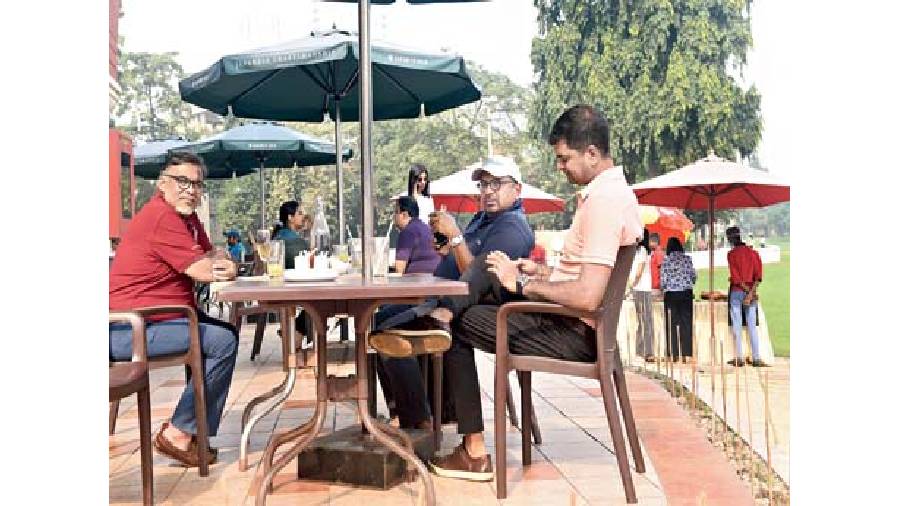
left=334, top=244, right=350, bottom=264
left=266, top=240, right=285, bottom=279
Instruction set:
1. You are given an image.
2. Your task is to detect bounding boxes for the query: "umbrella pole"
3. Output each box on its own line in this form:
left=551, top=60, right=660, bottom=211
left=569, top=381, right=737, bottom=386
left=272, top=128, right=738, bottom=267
left=708, top=196, right=718, bottom=440
left=259, top=157, right=267, bottom=229
left=358, top=0, right=375, bottom=281
left=335, top=102, right=345, bottom=245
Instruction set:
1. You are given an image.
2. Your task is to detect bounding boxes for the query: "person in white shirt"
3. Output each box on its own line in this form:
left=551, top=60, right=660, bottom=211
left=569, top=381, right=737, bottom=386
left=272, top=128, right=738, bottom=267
left=630, top=229, right=656, bottom=362
left=407, top=163, right=435, bottom=218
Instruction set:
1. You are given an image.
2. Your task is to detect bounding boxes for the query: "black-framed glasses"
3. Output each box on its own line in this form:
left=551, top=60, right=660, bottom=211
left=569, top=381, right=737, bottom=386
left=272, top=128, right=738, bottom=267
left=162, top=173, right=205, bottom=192
left=476, top=179, right=516, bottom=192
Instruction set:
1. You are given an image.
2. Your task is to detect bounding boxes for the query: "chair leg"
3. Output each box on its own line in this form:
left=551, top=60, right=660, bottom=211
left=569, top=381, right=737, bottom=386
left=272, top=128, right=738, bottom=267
left=250, top=312, right=267, bottom=361
left=367, top=352, right=378, bottom=419
left=516, top=370, right=543, bottom=445
left=613, top=353, right=646, bottom=473
left=506, top=380, right=520, bottom=429
left=494, top=363, right=509, bottom=499
left=519, top=371, right=532, bottom=466
left=189, top=356, right=210, bottom=477
left=431, top=354, right=443, bottom=449
left=599, top=371, right=637, bottom=503
left=109, top=399, right=120, bottom=435
left=136, top=387, right=154, bottom=506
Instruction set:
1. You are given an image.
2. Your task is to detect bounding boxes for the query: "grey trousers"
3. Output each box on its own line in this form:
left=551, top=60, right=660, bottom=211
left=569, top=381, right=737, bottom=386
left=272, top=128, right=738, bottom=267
left=633, top=291, right=655, bottom=357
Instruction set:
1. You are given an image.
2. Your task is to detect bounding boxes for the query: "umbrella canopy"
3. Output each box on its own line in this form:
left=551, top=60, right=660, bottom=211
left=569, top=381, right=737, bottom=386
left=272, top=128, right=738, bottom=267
left=631, top=152, right=790, bottom=209
left=180, top=122, right=352, bottom=176
left=406, top=164, right=565, bottom=214
left=133, top=139, right=190, bottom=179
left=179, top=29, right=481, bottom=122
left=640, top=205, right=693, bottom=246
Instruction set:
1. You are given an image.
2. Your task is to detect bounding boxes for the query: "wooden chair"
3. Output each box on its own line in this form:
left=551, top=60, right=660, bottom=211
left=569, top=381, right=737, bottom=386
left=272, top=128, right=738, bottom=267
left=109, top=305, right=212, bottom=477
left=494, top=245, right=645, bottom=503
left=109, top=311, right=153, bottom=506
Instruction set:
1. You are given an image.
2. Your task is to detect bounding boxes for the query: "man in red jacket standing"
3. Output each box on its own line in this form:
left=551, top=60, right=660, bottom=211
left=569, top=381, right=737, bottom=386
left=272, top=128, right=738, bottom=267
left=649, top=233, right=664, bottom=291
left=725, top=226, right=766, bottom=367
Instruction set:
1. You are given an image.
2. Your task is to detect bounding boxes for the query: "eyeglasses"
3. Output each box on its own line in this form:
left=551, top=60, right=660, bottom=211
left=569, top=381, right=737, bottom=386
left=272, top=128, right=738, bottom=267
left=162, top=173, right=205, bottom=192
left=476, top=179, right=516, bottom=192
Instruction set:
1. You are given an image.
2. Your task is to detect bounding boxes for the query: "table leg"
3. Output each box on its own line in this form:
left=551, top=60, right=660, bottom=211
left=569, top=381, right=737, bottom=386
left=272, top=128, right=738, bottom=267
left=256, top=304, right=330, bottom=505
left=239, top=307, right=297, bottom=472
left=350, top=301, right=435, bottom=506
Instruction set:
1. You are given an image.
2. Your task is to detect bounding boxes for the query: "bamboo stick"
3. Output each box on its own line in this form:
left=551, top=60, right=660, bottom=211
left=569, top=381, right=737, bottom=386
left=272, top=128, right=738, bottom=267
left=667, top=308, right=674, bottom=396
left=656, top=301, right=662, bottom=378
left=743, top=358, right=754, bottom=489
left=735, top=350, right=742, bottom=470
left=676, top=324, right=684, bottom=403
left=765, top=369, right=773, bottom=505
left=720, top=341, right=727, bottom=451
left=691, top=307, right=698, bottom=417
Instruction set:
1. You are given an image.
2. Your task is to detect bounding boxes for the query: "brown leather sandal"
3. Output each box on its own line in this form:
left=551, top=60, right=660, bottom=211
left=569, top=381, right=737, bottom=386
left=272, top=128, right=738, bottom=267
left=153, top=422, right=217, bottom=467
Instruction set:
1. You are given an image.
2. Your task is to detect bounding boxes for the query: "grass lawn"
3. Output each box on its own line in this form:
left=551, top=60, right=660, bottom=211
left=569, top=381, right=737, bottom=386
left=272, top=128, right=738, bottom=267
left=694, top=237, right=790, bottom=357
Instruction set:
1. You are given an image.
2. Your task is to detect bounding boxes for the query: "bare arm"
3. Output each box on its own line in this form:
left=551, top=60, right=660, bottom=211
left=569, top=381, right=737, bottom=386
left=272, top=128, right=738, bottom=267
left=185, top=250, right=236, bottom=282
left=486, top=252, right=611, bottom=312
left=523, top=263, right=612, bottom=311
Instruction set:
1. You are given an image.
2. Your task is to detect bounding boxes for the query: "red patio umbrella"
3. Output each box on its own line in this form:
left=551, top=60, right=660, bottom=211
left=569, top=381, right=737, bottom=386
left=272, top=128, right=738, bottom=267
left=631, top=152, right=790, bottom=368
left=425, top=162, right=566, bottom=214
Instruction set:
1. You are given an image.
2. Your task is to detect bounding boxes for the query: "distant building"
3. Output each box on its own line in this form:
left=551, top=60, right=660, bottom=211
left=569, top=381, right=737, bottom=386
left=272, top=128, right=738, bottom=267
left=109, top=0, right=121, bottom=114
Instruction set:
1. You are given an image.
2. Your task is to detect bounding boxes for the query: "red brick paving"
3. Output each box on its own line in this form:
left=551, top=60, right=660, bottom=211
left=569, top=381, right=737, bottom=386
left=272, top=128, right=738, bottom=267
left=623, top=372, right=755, bottom=506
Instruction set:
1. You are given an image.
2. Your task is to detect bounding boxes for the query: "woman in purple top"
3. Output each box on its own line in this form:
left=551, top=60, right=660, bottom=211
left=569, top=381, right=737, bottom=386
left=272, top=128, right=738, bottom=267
left=393, top=196, right=441, bottom=274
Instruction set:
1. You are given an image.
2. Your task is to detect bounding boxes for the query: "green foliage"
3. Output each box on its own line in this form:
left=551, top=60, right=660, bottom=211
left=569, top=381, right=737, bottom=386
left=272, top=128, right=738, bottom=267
left=115, top=51, right=218, bottom=142
left=530, top=0, right=762, bottom=183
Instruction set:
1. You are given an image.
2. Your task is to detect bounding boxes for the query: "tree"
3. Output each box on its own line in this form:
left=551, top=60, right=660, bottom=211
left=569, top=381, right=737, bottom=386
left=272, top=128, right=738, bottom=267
left=115, top=51, right=217, bottom=142
left=530, top=0, right=762, bottom=184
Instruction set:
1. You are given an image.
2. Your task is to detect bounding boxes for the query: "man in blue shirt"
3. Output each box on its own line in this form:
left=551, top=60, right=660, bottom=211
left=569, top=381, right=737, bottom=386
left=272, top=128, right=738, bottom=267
left=371, top=156, right=535, bottom=430
left=224, top=230, right=246, bottom=262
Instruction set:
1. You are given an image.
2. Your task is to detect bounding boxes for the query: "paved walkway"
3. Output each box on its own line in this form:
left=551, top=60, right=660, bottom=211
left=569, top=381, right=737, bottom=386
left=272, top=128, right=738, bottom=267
left=110, top=319, right=755, bottom=505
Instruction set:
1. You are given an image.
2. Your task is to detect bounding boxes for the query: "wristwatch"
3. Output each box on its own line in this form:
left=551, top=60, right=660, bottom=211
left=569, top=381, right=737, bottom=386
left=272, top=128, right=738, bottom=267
left=449, top=234, right=464, bottom=248
left=515, top=272, right=530, bottom=296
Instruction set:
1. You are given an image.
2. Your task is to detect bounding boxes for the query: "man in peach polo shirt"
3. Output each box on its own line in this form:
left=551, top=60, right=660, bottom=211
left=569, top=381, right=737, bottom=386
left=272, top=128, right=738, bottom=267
left=429, top=104, right=642, bottom=481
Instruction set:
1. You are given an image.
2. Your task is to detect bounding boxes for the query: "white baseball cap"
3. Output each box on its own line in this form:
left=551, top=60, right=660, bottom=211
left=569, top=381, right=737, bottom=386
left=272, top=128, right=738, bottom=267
left=470, top=155, right=523, bottom=183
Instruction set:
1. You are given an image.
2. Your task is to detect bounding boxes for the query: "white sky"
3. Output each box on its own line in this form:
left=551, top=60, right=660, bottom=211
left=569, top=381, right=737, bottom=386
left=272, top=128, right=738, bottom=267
left=119, top=0, right=788, bottom=176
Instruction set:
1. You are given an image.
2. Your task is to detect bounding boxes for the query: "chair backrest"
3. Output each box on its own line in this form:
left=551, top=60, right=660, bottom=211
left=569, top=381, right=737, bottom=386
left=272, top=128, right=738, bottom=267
left=595, top=245, right=638, bottom=355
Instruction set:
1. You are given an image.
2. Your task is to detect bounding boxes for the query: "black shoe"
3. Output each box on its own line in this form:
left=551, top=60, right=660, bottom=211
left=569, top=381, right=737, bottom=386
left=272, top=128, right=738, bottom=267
left=727, top=358, right=745, bottom=367
left=751, top=359, right=769, bottom=367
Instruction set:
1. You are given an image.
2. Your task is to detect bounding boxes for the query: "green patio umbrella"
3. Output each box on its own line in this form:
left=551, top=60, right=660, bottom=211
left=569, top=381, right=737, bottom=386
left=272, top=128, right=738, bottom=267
left=133, top=138, right=191, bottom=179
left=179, top=121, right=353, bottom=227
left=179, top=27, right=481, bottom=249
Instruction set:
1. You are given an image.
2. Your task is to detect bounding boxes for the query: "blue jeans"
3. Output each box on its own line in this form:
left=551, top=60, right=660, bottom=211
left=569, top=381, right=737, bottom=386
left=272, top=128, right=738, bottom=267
left=729, top=289, right=760, bottom=361
left=109, top=313, right=238, bottom=436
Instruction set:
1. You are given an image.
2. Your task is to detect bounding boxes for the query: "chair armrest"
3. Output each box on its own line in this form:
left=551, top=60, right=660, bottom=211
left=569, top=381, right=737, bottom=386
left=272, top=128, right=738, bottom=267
left=131, top=305, right=201, bottom=361
left=109, top=311, right=148, bottom=362
left=496, top=301, right=595, bottom=322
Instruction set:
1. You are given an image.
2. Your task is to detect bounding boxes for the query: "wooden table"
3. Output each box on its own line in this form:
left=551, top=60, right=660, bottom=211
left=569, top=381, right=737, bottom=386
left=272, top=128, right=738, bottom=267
left=215, top=274, right=468, bottom=506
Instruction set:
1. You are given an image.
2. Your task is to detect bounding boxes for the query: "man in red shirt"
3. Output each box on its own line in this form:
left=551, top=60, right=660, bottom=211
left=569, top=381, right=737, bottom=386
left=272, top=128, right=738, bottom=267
left=725, top=226, right=765, bottom=367
left=110, top=151, right=238, bottom=467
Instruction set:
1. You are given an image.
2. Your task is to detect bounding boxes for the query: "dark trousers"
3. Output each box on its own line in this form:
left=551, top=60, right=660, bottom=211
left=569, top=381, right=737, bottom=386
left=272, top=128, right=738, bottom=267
left=663, top=290, right=693, bottom=359
left=441, top=253, right=595, bottom=435
left=373, top=252, right=515, bottom=429
left=374, top=304, right=433, bottom=427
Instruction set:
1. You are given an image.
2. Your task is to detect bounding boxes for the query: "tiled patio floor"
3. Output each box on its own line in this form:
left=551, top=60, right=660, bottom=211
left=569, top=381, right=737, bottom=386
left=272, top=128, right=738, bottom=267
left=110, top=318, right=753, bottom=505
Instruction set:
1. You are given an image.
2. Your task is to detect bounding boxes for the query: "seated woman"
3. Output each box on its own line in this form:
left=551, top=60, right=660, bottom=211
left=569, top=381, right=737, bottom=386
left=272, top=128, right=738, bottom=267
left=393, top=196, right=441, bottom=274
left=272, top=200, right=313, bottom=338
